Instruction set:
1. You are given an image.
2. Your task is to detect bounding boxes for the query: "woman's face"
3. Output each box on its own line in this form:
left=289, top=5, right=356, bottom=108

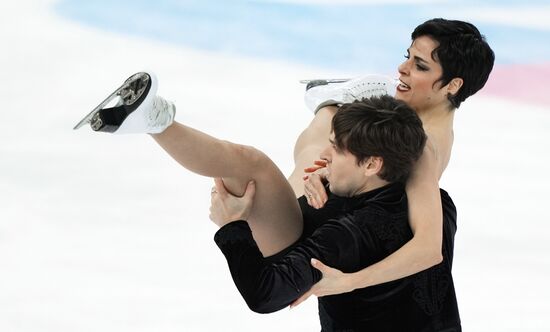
left=395, top=35, right=451, bottom=112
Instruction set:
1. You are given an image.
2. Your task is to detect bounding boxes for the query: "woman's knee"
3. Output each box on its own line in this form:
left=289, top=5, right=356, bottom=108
left=238, top=143, right=267, bottom=162
left=232, top=143, right=273, bottom=175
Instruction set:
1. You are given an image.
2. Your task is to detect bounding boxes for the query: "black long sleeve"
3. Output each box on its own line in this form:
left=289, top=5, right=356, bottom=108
left=214, top=218, right=363, bottom=313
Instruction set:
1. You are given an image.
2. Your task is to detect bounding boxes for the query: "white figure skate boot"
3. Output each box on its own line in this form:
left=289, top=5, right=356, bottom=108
left=302, top=75, right=397, bottom=114
left=74, top=71, right=175, bottom=134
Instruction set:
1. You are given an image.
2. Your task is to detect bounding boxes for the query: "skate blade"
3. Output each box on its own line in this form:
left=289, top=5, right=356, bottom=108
left=73, top=72, right=150, bottom=130
left=299, top=78, right=350, bottom=84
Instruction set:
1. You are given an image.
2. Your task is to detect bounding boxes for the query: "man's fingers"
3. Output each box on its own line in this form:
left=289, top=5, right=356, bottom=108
left=243, top=180, right=256, bottom=201
left=213, top=178, right=228, bottom=195
left=210, top=188, right=220, bottom=205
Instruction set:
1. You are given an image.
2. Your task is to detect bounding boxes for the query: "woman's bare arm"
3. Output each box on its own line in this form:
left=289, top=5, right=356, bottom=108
left=348, top=138, right=444, bottom=287
left=291, top=135, right=446, bottom=306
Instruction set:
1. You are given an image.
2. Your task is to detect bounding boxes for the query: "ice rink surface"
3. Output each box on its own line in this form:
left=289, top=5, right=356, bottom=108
left=1, top=0, right=549, bottom=331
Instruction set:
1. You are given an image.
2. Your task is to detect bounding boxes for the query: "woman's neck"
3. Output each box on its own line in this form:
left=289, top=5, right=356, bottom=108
left=417, top=104, right=455, bottom=132
left=416, top=103, right=456, bottom=179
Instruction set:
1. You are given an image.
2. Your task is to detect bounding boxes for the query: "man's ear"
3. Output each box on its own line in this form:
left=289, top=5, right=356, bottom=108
left=446, top=77, right=463, bottom=97
left=364, top=156, right=384, bottom=176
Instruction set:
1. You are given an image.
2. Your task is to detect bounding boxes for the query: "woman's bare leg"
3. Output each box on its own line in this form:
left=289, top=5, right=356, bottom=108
left=150, top=105, right=336, bottom=255
left=287, top=106, right=338, bottom=197
left=152, top=122, right=302, bottom=257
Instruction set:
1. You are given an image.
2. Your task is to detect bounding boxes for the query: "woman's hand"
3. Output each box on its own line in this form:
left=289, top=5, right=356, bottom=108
left=290, top=259, right=355, bottom=308
left=303, top=160, right=329, bottom=209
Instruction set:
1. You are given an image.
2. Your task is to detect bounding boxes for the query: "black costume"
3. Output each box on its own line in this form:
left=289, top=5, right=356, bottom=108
left=215, top=183, right=461, bottom=331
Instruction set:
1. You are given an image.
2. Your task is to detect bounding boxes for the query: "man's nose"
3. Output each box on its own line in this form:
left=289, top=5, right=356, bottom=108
left=319, top=145, right=330, bottom=161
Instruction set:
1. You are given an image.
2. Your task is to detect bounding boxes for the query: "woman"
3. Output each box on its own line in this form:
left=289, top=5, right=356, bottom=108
left=290, top=18, right=495, bottom=306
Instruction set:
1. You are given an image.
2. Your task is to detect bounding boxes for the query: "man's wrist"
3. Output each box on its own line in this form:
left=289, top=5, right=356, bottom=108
left=214, top=216, right=247, bottom=228
left=217, top=219, right=247, bottom=233
left=214, top=220, right=254, bottom=248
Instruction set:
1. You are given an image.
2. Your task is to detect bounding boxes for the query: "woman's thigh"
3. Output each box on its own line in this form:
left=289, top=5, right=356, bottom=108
left=223, top=147, right=303, bottom=257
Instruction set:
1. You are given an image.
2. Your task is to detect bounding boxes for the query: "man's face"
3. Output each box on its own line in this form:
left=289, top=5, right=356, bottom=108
left=320, top=134, right=369, bottom=197
left=395, top=35, right=450, bottom=111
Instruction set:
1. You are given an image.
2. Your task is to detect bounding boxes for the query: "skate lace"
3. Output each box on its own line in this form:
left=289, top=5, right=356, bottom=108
left=342, top=80, right=394, bottom=103
left=150, top=96, right=175, bottom=128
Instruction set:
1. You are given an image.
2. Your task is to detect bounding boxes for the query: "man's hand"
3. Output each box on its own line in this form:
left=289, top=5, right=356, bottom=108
left=303, top=160, right=329, bottom=209
left=209, top=178, right=256, bottom=228
left=290, top=259, right=355, bottom=308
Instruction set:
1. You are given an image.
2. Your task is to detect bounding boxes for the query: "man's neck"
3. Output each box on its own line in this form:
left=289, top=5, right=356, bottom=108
left=356, top=177, right=390, bottom=196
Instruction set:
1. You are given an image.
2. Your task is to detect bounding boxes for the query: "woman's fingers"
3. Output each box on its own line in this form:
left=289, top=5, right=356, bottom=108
left=304, top=174, right=328, bottom=209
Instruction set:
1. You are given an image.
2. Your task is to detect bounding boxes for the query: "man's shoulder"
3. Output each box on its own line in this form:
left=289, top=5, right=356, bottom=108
left=354, top=185, right=456, bottom=221
left=348, top=184, right=412, bottom=249
left=357, top=182, right=408, bottom=218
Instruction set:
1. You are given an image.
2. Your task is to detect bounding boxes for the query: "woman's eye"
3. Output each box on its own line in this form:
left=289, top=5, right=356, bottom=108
left=416, top=64, right=428, bottom=71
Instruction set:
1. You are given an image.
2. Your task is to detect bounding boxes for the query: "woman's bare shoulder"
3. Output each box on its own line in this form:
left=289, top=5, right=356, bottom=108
left=423, top=127, right=453, bottom=179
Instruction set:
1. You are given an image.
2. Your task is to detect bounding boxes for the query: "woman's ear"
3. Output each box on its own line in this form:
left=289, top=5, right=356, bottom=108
left=447, top=77, right=463, bottom=96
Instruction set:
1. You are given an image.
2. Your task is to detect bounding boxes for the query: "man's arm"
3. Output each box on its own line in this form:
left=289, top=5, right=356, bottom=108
left=214, top=221, right=324, bottom=313
left=210, top=178, right=358, bottom=313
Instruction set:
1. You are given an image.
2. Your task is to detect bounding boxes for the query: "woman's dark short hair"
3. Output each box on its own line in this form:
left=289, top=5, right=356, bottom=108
left=412, top=18, right=495, bottom=108
left=332, top=95, right=427, bottom=183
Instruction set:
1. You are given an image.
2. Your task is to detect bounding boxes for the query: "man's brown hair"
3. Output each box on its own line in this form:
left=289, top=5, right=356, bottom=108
left=332, top=95, right=427, bottom=183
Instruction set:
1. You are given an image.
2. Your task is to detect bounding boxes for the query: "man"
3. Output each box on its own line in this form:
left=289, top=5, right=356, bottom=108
left=210, top=96, right=460, bottom=331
